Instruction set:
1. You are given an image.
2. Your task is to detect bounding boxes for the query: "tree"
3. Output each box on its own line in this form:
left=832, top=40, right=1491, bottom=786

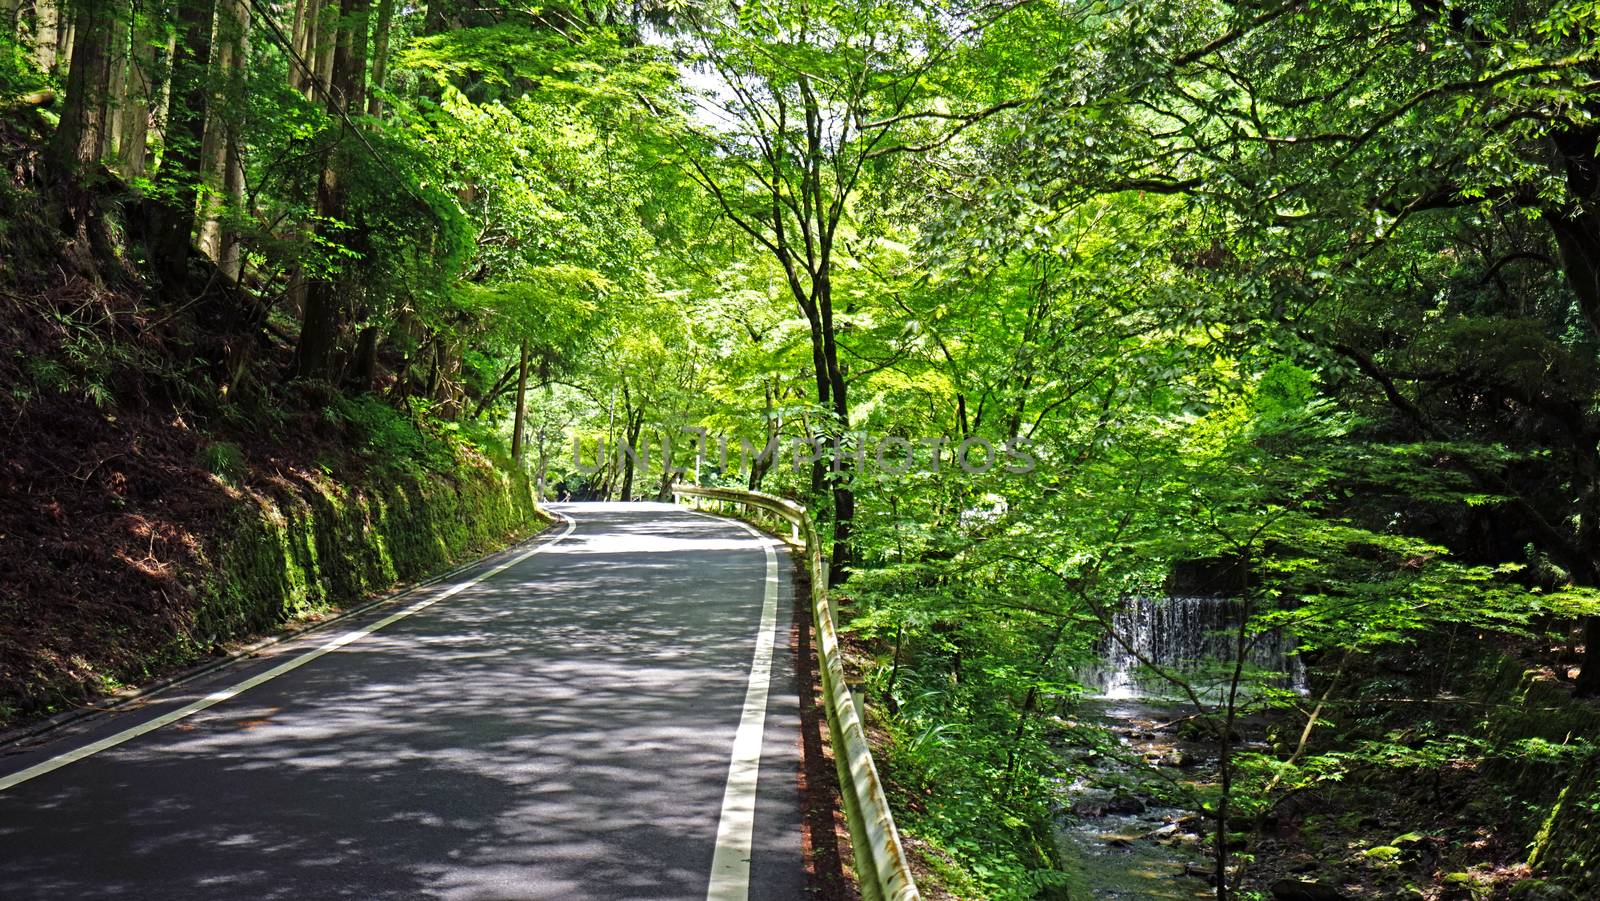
left=292, top=0, right=370, bottom=381
left=668, top=0, right=1027, bottom=575
left=196, top=0, right=248, bottom=279
left=50, top=0, right=117, bottom=171
left=1003, top=0, right=1600, bottom=693
left=148, top=0, right=215, bottom=294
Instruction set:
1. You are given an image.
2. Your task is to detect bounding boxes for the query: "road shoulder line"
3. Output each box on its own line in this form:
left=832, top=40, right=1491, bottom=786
left=698, top=512, right=783, bottom=901
left=0, top=511, right=577, bottom=794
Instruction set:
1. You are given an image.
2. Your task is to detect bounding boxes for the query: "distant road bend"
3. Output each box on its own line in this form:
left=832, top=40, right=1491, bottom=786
left=0, top=502, right=809, bottom=900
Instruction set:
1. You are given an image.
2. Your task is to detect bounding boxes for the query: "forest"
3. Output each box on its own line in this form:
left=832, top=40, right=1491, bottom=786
left=2, top=0, right=1600, bottom=898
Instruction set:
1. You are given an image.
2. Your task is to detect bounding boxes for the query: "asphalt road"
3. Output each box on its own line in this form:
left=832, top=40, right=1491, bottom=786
left=0, top=502, right=807, bottom=900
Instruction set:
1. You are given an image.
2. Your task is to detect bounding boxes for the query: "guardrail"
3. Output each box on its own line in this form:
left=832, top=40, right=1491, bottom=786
left=672, top=484, right=919, bottom=901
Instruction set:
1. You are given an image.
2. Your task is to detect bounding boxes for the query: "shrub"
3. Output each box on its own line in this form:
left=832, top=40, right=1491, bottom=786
left=197, top=441, right=247, bottom=483
left=330, top=394, right=450, bottom=474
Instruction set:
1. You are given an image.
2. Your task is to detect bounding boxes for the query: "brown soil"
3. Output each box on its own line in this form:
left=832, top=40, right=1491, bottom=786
left=0, top=117, right=390, bottom=724
left=792, top=562, right=858, bottom=900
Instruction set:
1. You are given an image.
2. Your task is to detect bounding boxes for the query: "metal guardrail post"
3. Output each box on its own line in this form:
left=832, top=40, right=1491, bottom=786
left=672, top=484, right=920, bottom=901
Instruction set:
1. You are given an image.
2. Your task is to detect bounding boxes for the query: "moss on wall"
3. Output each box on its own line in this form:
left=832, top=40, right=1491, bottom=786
left=190, top=459, right=550, bottom=649
left=0, top=457, right=556, bottom=726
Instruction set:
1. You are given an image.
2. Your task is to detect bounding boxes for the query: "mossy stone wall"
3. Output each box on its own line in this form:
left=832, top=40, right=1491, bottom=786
left=192, top=460, right=549, bottom=652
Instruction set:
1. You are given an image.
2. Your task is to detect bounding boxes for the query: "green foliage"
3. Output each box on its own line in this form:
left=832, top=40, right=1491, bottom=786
left=0, top=34, right=44, bottom=104
left=326, top=394, right=449, bottom=475
left=197, top=441, right=247, bottom=484
left=16, top=0, right=1600, bottom=892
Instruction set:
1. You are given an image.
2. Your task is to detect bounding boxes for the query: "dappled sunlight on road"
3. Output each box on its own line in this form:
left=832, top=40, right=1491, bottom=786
left=0, top=504, right=805, bottom=901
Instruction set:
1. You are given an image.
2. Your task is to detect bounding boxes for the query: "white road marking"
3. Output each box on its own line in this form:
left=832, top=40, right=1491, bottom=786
left=0, top=512, right=577, bottom=794
left=703, top=515, right=782, bottom=901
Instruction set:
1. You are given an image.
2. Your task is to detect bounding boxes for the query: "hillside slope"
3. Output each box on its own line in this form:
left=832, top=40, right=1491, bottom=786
left=0, top=114, right=546, bottom=726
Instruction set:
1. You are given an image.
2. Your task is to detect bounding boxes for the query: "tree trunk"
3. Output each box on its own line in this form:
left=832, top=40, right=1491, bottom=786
left=311, top=0, right=334, bottom=94
left=197, top=0, right=247, bottom=279
left=50, top=0, right=117, bottom=173
left=149, top=0, right=213, bottom=296
left=32, top=0, right=58, bottom=73
left=292, top=0, right=368, bottom=381
left=430, top=338, right=462, bottom=418
left=106, top=12, right=126, bottom=158
left=510, top=339, right=529, bottom=464
left=619, top=408, right=643, bottom=501
left=1547, top=123, right=1600, bottom=342
left=366, top=0, right=393, bottom=116
left=535, top=426, right=549, bottom=500
left=287, top=0, right=310, bottom=92
left=113, top=1, right=157, bottom=179
left=749, top=382, right=778, bottom=491
left=815, top=274, right=855, bottom=580
left=347, top=322, right=379, bottom=389
left=1545, top=120, right=1600, bottom=695
left=56, top=5, right=72, bottom=65
left=1576, top=617, right=1600, bottom=697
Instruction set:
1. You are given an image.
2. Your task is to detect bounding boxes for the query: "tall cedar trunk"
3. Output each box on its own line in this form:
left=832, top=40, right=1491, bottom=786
left=148, top=25, right=175, bottom=148
left=1548, top=123, right=1600, bottom=343
left=114, top=0, right=157, bottom=179
left=347, top=320, right=379, bottom=388
left=292, top=0, right=368, bottom=381
left=50, top=0, right=116, bottom=172
left=197, top=0, right=247, bottom=279
left=1578, top=618, right=1600, bottom=696
left=312, top=0, right=334, bottom=95
left=32, top=0, right=58, bottom=72
left=106, top=12, right=126, bottom=158
left=287, top=0, right=309, bottom=91
left=366, top=0, right=393, bottom=116
left=56, top=6, right=72, bottom=63
left=148, top=0, right=213, bottom=295
left=510, top=339, right=529, bottom=463
left=283, top=0, right=315, bottom=344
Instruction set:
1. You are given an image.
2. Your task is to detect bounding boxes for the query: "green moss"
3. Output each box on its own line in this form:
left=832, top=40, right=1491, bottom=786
left=0, top=428, right=549, bottom=730
left=191, top=460, right=549, bottom=660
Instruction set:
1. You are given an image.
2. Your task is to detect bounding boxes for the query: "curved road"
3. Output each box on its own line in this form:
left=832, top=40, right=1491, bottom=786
left=0, top=502, right=807, bottom=900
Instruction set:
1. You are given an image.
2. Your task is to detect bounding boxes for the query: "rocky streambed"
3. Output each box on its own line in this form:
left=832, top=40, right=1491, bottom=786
left=1056, top=695, right=1216, bottom=900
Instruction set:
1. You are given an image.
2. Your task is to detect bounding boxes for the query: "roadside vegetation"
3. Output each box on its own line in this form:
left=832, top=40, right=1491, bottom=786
left=4, top=0, right=1600, bottom=898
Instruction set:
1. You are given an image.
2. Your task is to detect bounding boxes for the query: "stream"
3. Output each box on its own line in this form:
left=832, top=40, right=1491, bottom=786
left=1058, top=596, right=1307, bottom=899
left=1057, top=695, right=1214, bottom=900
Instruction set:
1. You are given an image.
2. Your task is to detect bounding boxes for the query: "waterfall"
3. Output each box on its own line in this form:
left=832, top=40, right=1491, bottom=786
left=1080, top=596, right=1307, bottom=701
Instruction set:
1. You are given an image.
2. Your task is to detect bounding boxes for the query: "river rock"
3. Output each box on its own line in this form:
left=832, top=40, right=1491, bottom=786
left=1156, top=748, right=1192, bottom=767
left=1071, top=799, right=1106, bottom=818
left=1104, top=794, right=1146, bottom=814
